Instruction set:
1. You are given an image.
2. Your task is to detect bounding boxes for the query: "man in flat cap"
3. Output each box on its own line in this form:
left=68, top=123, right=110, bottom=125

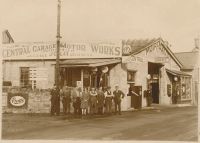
left=113, top=85, right=125, bottom=115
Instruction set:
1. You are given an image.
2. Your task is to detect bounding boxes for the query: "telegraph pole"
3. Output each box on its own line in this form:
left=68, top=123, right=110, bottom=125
left=55, top=0, right=61, bottom=89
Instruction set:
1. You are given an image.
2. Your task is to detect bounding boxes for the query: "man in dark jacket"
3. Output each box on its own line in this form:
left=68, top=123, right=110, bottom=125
left=62, top=86, right=71, bottom=115
left=97, top=87, right=105, bottom=115
left=144, top=86, right=152, bottom=107
left=72, top=87, right=82, bottom=115
left=55, top=87, right=61, bottom=116
left=50, top=84, right=57, bottom=116
left=113, top=85, right=125, bottom=115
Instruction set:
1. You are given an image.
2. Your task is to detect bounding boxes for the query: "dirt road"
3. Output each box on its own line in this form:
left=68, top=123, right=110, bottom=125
left=2, top=106, right=197, bottom=141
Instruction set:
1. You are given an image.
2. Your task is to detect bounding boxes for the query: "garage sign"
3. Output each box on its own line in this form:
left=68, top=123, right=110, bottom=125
left=2, top=42, right=122, bottom=60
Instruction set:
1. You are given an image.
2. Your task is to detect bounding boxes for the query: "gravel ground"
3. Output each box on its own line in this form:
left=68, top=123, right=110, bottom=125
left=1, top=106, right=198, bottom=141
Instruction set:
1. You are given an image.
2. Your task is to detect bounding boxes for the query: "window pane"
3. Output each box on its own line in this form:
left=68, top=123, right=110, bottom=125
left=127, top=71, right=136, bottom=82
left=20, top=67, right=30, bottom=87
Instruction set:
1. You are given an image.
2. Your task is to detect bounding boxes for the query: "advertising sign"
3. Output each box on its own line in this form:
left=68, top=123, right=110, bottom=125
left=122, top=44, right=131, bottom=55
left=2, top=42, right=122, bottom=60
left=7, top=93, right=28, bottom=108
left=167, top=84, right=172, bottom=97
left=155, top=57, right=170, bottom=63
left=76, top=81, right=82, bottom=88
left=122, top=55, right=144, bottom=63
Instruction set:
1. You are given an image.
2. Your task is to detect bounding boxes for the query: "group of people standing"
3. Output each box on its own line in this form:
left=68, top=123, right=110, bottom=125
left=50, top=84, right=125, bottom=116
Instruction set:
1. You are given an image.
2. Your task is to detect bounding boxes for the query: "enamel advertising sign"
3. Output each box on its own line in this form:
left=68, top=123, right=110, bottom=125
left=8, top=93, right=28, bottom=108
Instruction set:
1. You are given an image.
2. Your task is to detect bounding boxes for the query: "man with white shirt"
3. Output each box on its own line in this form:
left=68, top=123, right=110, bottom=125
left=104, top=86, right=113, bottom=115
left=89, top=87, right=98, bottom=115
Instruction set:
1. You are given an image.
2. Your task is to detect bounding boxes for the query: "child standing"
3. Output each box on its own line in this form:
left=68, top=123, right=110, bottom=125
left=81, top=87, right=89, bottom=116
left=89, top=87, right=98, bottom=115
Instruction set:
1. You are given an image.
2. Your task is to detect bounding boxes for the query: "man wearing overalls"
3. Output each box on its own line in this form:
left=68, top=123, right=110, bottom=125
left=104, top=86, right=113, bottom=115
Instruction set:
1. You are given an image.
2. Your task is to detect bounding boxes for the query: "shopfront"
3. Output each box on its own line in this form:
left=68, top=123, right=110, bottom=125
left=2, top=38, right=193, bottom=113
left=59, top=58, right=121, bottom=89
left=2, top=41, right=122, bottom=90
left=121, top=38, right=193, bottom=107
left=166, top=69, right=192, bottom=104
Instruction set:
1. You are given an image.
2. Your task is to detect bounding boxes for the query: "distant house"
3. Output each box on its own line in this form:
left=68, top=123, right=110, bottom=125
left=175, top=39, right=199, bottom=105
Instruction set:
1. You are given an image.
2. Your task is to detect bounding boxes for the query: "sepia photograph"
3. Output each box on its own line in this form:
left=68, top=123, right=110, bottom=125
left=0, top=0, right=199, bottom=142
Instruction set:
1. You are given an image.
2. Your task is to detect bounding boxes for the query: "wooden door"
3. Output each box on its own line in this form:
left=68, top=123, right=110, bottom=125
left=130, top=86, right=142, bottom=109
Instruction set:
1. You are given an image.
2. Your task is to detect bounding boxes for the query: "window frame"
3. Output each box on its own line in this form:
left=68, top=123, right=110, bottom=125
left=20, top=67, right=31, bottom=88
left=127, top=70, right=136, bottom=83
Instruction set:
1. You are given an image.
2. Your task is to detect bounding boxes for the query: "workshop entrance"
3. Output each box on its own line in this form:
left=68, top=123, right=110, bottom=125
left=148, top=62, right=163, bottom=104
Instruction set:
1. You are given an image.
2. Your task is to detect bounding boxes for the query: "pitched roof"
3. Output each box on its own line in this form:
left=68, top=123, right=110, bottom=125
left=122, top=38, right=183, bottom=68
left=174, top=51, right=199, bottom=70
left=122, top=38, right=159, bottom=55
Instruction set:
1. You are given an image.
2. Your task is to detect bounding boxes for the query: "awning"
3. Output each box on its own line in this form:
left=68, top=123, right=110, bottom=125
left=166, top=68, right=191, bottom=77
left=59, top=58, right=121, bottom=67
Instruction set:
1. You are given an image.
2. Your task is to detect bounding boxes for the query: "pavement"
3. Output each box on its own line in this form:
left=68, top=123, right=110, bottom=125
left=1, top=105, right=198, bottom=141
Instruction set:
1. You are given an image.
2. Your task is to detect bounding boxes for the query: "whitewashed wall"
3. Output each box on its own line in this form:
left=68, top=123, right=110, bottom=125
left=3, top=60, right=55, bottom=89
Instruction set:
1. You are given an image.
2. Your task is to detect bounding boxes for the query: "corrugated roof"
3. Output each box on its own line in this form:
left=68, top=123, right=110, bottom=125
left=122, top=38, right=159, bottom=55
left=174, top=52, right=199, bottom=70
left=59, top=58, right=121, bottom=67
left=166, top=68, right=191, bottom=77
left=122, top=38, right=183, bottom=68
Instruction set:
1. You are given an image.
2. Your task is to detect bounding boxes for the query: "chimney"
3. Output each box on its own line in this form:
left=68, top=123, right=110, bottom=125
left=192, top=38, right=200, bottom=52
left=194, top=38, right=199, bottom=49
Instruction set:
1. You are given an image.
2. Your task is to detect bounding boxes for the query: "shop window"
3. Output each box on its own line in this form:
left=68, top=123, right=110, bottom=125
left=91, top=73, right=97, bottom=88
left=83, top=69, right=90, bottom=87
left=63, top=68, right=81, bottom=87
left=127, top=71, right=136, bottom=83
left=20, top=67, right=31, bottom=88
left=181, top=77, right=191, bottom=100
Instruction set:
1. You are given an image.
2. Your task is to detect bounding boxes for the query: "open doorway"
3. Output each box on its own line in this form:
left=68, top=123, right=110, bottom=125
left=151, top=82, right=159, bottom=103
left=148, top=62, right=163, bottom=104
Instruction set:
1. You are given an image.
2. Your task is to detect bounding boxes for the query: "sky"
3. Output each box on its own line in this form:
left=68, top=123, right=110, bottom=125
left=0, top=0, right=200, bottom=52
